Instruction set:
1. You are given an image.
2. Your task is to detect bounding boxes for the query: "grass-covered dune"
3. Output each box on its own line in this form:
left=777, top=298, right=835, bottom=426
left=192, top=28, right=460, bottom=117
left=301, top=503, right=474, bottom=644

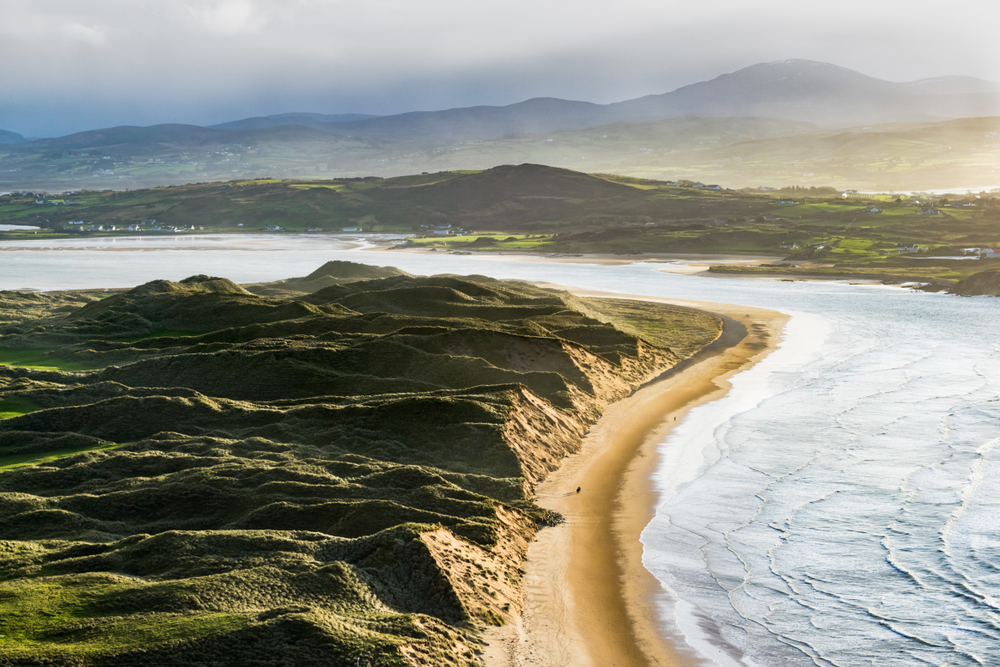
left=0, top=262, right=721, bottom=666
left=949, top=268, right=1000, bottom=296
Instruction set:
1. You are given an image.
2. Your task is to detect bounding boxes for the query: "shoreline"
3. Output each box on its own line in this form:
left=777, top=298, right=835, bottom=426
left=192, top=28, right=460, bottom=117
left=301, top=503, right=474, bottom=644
left=483, top=290, right=788, bottom=667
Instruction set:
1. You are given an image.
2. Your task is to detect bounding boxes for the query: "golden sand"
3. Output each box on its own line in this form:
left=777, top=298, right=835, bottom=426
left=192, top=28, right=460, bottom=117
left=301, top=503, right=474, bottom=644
left=484, top=291, right=787, bottom=667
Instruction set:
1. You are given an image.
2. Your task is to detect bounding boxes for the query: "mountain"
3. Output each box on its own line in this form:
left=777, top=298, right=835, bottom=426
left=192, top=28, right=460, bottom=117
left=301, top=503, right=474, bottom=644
left=313, top=60, right=1000, bottom=141
left=0, top=129, right=25, bottom=145
left=209, top=112, right=379, bottom=131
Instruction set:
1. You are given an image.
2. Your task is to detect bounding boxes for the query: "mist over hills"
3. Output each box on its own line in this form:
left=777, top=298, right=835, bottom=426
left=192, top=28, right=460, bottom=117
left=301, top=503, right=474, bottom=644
left=1, top=60, right=997, bottom=192
left=210, top=60, right=1000, bottom=142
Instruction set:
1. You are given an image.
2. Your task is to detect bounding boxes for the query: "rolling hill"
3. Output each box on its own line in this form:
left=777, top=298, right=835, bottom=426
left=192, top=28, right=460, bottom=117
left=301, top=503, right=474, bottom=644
left=210, top=112, right=380, bottom=132
left=5, top=123, right=349, bottom=153
left=0, top=129, right=25, bottom=145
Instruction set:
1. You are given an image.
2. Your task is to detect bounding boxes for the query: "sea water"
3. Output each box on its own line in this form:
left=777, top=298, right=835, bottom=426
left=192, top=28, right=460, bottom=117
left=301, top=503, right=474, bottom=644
left=637, top=281, right=1000, bottom=666
left=2, top=236, right=1000, bottom=665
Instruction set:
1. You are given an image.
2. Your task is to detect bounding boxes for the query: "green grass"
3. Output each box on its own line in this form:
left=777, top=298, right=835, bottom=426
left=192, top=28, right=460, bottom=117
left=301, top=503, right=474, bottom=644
left=0, top=574, right=251, bottom=659
left=0, top=442, right=126, bottom=471
left=0, top=349, right=95, bottom=372
left=0, top=396, right=42, bottom=420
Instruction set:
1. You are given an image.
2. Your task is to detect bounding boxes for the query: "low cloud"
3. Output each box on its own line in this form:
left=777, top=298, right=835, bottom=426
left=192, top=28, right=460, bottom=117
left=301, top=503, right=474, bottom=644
left=0, top=0, right=996, bottom=137
left=189, top=1, right=268, bottom=35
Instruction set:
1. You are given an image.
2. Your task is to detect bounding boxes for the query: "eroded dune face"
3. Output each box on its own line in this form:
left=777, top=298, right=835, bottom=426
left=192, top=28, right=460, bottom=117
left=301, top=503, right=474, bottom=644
left=949, top=268, right=1000, bottom=296
left=0, top=262, right=719, bottom=666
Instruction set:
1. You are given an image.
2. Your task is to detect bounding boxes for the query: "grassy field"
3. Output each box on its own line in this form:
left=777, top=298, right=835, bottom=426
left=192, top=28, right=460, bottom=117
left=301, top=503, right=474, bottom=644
left=0, top=349, right=97, bottom=372
left=0, top=395, right=41, bottom=420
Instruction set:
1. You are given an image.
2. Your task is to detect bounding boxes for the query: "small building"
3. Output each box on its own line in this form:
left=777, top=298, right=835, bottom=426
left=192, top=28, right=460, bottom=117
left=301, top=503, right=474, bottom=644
left=867, top=207, right=883, bottom=214
left=705, top=184, right=721, bottom=191
left=341, top=227, right=359, bottom=232
left=982, top=248, right=999, bottom=259
left=778, top=199, right=795, bottom=204
left=920, top=207, right=942, bottom=215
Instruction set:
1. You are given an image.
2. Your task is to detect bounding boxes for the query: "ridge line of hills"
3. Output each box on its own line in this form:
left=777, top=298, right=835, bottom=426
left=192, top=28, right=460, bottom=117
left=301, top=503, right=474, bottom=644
left=4, top=60, right=999, bottom=146
left=2, top=60, right=998, bottom=192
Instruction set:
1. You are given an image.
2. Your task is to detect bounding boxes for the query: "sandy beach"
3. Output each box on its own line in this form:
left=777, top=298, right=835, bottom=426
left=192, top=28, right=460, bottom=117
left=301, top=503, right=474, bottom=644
left=483, top=290, right=788, bottom=667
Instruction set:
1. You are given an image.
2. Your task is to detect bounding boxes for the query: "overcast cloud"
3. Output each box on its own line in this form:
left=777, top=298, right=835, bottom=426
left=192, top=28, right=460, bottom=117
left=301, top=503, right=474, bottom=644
left=2, top=0, right=998, bottom=137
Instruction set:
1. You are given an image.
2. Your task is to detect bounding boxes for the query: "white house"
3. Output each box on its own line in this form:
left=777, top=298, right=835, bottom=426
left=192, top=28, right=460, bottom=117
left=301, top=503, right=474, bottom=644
left=982, top=248, right=999, bottom=259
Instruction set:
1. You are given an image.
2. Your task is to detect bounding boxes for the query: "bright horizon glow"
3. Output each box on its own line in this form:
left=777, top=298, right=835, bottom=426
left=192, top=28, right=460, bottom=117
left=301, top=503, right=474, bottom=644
left=1, top=0, right=998, bottom=137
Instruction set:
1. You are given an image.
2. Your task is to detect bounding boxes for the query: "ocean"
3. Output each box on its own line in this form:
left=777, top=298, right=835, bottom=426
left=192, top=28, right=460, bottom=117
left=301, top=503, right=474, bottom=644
left=2, top=235, right=999, bottom=665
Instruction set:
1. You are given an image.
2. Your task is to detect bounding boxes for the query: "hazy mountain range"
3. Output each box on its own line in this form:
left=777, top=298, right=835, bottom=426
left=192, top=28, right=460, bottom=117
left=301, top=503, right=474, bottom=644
left=1, top=60, right=997, bottom=192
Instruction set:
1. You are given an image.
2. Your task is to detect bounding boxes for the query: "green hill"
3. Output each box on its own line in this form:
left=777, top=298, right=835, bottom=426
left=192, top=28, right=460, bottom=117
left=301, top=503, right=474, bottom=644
left=0, top=262, right=721, bottom=665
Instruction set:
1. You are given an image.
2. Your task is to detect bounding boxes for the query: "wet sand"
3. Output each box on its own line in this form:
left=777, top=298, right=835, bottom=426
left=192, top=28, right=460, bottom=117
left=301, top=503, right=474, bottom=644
left=483, top=290, right=788, bottom=667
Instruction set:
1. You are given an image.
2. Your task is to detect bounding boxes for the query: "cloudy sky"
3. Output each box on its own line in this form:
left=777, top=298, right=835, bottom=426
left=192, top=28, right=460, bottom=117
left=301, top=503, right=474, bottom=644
left=2, top=0, right=998, bottom=137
